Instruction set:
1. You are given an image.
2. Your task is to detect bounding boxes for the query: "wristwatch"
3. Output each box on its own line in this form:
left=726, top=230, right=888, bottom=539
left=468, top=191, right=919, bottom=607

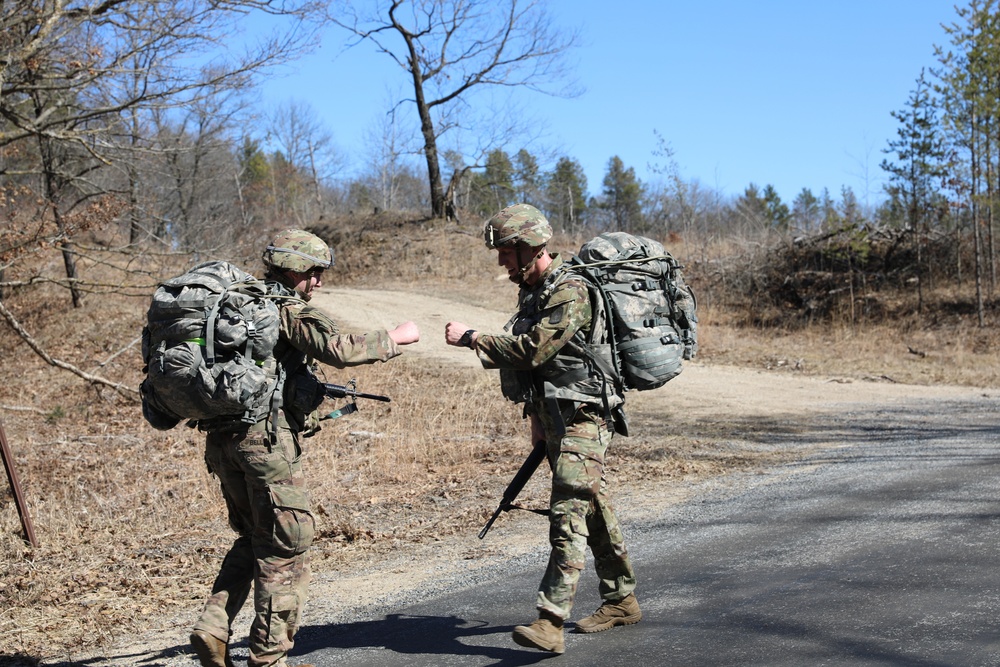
left=458, top=329, right=477, bottom=348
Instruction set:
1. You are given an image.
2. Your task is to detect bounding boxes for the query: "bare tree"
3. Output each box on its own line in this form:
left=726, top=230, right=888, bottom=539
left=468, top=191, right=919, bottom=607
left=361, top=89, right=418, bottom=211
left=267, top=100, right=344, bottom=223
left=150, top=85, right=250, bottom=250
left=331, top=0, right=580, bottom=219
left=0, top=0, right=327, bottom=304
left=0, top=0, right=328, bottom=396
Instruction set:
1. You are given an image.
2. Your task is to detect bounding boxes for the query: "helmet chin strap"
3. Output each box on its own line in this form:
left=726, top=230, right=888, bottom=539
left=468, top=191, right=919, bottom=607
left=512, top=244, right=545, bottom=285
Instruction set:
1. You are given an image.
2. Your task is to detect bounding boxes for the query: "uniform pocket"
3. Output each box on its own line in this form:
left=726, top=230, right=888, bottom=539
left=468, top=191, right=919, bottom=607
left=552, top=451, right=602, bottom=497
left=267, top=483, right=315, bottom=557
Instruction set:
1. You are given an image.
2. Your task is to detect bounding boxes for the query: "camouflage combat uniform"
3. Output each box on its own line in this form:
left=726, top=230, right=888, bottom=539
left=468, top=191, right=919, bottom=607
left=475, top=254, right=637, bottom=621
left=193, top=284, right=400, bottom=667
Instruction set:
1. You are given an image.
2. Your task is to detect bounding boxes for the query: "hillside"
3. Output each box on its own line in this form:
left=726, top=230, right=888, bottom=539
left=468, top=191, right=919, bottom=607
left=0, top=215, right=996, bottom=664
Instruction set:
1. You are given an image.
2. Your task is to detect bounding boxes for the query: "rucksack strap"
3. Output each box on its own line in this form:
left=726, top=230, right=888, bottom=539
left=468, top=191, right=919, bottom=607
left=203, top=292, right=224, bottom=368
left=503, top=263, right=571, bottom=332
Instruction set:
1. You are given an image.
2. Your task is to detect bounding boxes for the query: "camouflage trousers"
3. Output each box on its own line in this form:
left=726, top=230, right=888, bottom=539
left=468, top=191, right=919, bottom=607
left=536, top=409, right=637, bottom=620
left=194, top=421, right=315, bottom=667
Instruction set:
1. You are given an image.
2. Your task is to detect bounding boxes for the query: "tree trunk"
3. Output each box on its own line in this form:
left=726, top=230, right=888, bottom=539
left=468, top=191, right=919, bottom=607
left=37, top=136, right=83, bottom=307
left=916, top=225, right=924, bottom=315
left=972, top=111, right=984, bottom=326
left=128, top=167, right=142, bottom=245
left=402, top=30, right=447, bottom=219
left=417, top=102, right=446, bottom=218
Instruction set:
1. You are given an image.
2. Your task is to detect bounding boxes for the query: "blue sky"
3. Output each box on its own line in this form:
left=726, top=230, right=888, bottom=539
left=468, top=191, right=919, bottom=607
left=255, top=1, right=961, bottom=207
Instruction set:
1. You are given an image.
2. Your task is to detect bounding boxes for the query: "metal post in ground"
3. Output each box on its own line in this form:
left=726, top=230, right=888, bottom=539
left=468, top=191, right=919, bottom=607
left=0, top=417, right=38, bottom=548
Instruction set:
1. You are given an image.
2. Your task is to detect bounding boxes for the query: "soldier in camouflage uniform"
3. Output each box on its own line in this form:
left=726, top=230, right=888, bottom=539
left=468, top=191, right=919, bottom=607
left=190, top=230, right=420, bottom=667
left=445, top=204, right=641, bottom=655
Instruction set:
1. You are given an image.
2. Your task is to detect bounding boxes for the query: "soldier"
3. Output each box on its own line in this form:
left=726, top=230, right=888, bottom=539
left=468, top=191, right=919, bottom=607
left=445, top=204, right=640, bottom=654
left=190, top=229, right=419, bottom=667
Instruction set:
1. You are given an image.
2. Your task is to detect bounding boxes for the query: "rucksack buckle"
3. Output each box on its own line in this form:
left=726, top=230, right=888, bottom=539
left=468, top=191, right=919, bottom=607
left=632, top=279, right=658, bottom=292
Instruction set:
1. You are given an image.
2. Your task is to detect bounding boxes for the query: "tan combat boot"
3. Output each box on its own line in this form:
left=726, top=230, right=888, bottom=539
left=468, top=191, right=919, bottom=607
left=190, top=630, right=237, bottom=667
left=573, top=593, right=642, bottom=633
left=512, top=609, right=565, bottom=654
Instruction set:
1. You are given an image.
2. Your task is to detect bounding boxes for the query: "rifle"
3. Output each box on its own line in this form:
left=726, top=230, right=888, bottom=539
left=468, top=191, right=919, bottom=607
left=320, top=379, right=391, bottom=421
left=478, top=440, right=549, bottom=539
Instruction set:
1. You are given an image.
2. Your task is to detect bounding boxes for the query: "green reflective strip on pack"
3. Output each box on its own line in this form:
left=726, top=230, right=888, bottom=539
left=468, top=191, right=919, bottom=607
left=185, top=337, right=206, bottom=345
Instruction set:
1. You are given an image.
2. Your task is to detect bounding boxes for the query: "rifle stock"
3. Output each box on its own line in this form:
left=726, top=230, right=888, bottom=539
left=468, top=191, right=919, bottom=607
left=478, top=440, right=548, bottom=539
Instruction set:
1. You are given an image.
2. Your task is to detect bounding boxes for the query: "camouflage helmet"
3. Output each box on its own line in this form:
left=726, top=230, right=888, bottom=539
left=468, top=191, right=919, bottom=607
left=262, top=229, right=333, bottom=273
left=483, top=203, right=553, bottom=249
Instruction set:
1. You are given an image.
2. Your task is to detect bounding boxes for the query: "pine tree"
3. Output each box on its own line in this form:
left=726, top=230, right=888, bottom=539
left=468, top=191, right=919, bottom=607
left=881, top=69, right=948, bottom=311
left=935, top=0, right=996, bottom=323
left=763, top=185, right=791, bottom=229
left=881, top=70, right=947, bottom=232
left=791, top=188, right=820, bottom=232
left=545, top=156, right=588, bottom=232
left=599, top=156, right=644, bottom=232
left=514, top=149, right=542, bottom=207
left=467, top=149, right=515, bottom=217
left=735, top=183, right=769, bottom=231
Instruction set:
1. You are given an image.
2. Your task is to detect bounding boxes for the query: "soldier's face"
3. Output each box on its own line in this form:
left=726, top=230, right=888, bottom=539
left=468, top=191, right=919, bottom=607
left=497, top=245, right=521, bottom=283
left=289, top=268, right=324, bottom=300
left=497, top=244, right=544, bottom=285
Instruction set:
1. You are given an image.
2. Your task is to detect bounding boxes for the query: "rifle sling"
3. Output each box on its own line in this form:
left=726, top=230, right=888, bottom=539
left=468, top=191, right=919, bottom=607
left=502, top=502, right=550, bottom=516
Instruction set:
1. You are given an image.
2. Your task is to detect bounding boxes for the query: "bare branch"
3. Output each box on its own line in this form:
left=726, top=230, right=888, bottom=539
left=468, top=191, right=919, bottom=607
left=329, top=0, right=580, bottom=218
left=0, top=298, right=139, bottom=398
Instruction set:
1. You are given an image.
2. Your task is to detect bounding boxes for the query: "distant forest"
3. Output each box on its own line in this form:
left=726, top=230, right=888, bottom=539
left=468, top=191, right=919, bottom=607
left=1, top=1, right=998, bottom=322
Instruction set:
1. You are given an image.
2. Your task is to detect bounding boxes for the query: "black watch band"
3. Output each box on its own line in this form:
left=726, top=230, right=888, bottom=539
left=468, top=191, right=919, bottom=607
left=458, top=329, right=476, bottom=348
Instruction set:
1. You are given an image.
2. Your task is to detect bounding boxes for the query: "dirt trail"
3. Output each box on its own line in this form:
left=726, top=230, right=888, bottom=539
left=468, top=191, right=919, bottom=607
left=313, top=286, right=987, bottom=420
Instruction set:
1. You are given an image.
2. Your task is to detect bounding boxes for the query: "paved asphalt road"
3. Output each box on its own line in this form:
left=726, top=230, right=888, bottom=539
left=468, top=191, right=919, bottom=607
left=286, top=396, right=1000, bottom=667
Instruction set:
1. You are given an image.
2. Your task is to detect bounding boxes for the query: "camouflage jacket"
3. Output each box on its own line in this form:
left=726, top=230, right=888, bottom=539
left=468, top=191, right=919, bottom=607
left=276, top=301, right=400, bottom=368
left=475, top=254, right=622, bottom=434
left=269, top=281, right=400, bottom=433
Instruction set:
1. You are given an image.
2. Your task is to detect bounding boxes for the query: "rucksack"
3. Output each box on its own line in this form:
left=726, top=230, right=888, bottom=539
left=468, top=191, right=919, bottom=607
left=568, top=232, right=697, bottom=392
left=140, top=261, right=294, bottom=431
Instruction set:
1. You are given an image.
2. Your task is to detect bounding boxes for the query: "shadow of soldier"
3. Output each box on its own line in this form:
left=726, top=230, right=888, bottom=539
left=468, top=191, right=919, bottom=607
left=29, top=614, right=557, bottom=667
left=293, top=612, right=558, bottom=665
left=32, top=642, right=190, bottom=667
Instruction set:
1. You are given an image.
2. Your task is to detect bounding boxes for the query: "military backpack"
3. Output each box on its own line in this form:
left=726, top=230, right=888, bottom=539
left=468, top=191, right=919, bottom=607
left=140, top=261, right=296, bottom=430
left=568, top=231, right=698, bottom=392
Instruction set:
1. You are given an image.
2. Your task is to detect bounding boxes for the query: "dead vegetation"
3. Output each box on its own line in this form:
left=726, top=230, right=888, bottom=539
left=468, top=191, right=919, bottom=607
left=0, top=213, right=997, bottom=663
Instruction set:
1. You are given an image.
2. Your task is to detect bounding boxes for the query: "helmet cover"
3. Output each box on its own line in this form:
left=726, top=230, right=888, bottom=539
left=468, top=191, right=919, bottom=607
left=483, top=204, right=553, bottom=249
left=262, top=229, right=333, bottom=273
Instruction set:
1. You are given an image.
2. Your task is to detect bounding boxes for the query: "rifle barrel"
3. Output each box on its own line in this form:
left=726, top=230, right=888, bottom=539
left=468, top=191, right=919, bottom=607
left=478, top=506, right=504, bottom=540
left=322, top=383, right=391, bottom=402
left=353, top=391, right=391, bottom=402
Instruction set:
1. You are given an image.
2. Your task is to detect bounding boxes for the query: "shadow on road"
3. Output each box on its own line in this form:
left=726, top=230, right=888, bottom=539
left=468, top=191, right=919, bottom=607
left=295, top=613, right=558, bottom=666
left=34, top=615, right=557, bottom=667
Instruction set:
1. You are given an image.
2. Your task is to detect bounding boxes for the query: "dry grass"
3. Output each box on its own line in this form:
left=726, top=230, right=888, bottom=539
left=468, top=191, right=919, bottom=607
left=699, top=296, right=999, bottom=388
left=0, top=215, right=997, bottom=663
